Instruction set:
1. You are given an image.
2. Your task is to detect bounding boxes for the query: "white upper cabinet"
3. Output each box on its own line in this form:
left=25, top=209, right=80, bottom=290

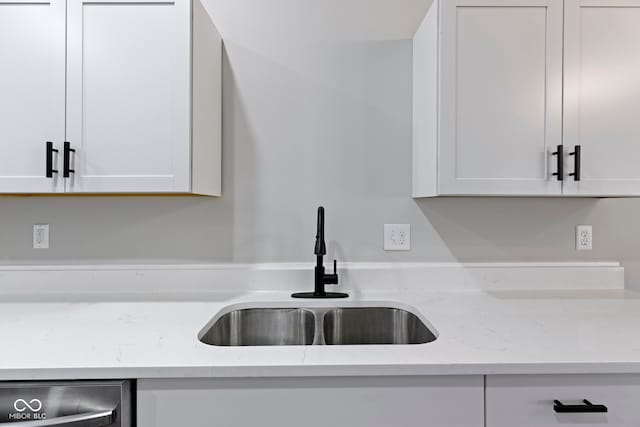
left=414, top=0, right=563, bottom=197
left=414, top=0, right=640, bottom=197
left=440, top=0, right=563, bottom=196
left=0, top=0, right=66, bottom=193
left=0, top=0, right=221, bottom=195
left=66, top=0, right=191, bottom=193
left=563, top=0, right=640, bottom=196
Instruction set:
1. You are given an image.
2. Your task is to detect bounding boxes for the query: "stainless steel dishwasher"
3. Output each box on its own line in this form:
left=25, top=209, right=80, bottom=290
left=0, top=381, right=131, bottom=426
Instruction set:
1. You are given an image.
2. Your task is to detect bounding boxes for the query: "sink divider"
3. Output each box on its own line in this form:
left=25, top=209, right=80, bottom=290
left=309, top=308, right=329, bottom=345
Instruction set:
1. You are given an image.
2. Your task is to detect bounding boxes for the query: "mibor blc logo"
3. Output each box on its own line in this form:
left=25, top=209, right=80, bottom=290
left=14, top=399, right=42, bottom=413
left=8, top=399, right=45, bottom=421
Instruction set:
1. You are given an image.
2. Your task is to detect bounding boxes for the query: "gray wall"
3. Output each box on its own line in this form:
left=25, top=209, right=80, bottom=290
left=2, top=0, right=640, bottom=285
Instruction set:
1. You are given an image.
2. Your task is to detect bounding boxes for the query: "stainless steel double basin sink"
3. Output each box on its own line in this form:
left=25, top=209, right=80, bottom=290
left=199, top=306, right=437, bottom=346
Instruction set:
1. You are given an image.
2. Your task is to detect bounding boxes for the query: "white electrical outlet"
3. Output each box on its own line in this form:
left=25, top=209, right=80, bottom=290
left=384, top=224, right=411, bottom=251
left=33, top=224, right=49, bottom=249
left=576, top=225, right=593, bottom=251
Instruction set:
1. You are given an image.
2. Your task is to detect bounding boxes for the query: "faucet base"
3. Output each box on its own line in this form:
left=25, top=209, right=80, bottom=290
left=291, top=291, right=349, bottom=299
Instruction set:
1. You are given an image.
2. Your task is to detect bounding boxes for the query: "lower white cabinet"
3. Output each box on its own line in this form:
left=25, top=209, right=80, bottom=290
left=137, top=376, right=484, bottom=427
left=486, top=374, right=640, bottom=426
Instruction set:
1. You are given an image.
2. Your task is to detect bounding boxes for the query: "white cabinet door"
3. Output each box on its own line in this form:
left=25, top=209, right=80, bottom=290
left=65, top=0, right=191, bottom=193
left=0, top=0, right=65, bottom=193
left=487, top=374, right=640, bottom=427
left=563, top=0, right=640, bottom=196
left=138, top=376, right=484, bottom=427
left=439, top=0, right=563, bottom=195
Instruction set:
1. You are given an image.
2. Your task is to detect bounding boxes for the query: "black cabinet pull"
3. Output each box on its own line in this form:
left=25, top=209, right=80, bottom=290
left=552, top=145, right=564, bottom=181
left=569, top=145, right=581, bottom=181
left=554, top=399, right=607, bottom=413
left=63, top=141, right=76, bottom=178
left=45, top=141, right=59, bottom=178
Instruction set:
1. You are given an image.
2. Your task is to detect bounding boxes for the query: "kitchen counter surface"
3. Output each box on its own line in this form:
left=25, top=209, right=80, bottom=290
left=3, top=281, right=640, bottom=380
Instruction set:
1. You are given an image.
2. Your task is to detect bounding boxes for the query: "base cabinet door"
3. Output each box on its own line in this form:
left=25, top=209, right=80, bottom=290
left=486, top=374, right=640, bottom=426
left=138, top=376, right=484, bottom=427
left=563, top=0, right=640, bottom=196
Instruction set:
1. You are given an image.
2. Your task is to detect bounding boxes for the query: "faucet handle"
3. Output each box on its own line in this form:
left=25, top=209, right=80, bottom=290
left=325, top=259, right=339, bottom=286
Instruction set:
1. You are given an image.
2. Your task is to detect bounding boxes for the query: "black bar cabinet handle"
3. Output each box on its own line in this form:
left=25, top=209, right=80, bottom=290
left=553, top=399, right=607, bottom=413
left=569, top=145, right=581, bottom=181
left=63, top=141, right=76, bottom=178
left=552, top=145, right=564, bottom=181
left=45, top=141, right=58, bottom=178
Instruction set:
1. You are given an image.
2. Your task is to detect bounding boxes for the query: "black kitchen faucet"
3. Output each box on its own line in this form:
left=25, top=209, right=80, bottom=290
left=292, top=206, right=349, bottom=299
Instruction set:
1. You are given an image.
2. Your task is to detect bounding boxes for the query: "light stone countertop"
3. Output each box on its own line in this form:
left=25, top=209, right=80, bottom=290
left=2, top=285, right=640, bottom=380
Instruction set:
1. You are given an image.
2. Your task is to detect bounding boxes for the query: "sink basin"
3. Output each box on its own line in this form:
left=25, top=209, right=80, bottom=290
left=199, top=306, right=437, bottom=346
left=199, top=308, right=315, bottom=346
left=323, top=307, right=436, bottom=345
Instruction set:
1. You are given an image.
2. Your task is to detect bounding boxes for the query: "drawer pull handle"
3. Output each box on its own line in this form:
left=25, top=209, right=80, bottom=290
left=553, top=399, right=607, bottom=413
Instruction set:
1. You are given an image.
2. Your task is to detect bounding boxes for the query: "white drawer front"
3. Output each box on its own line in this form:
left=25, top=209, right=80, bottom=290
left=487, top=374, right=640, bottom=427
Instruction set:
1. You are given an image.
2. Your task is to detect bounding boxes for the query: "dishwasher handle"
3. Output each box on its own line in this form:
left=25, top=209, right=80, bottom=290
left=0, top=409, right=115, bottom=427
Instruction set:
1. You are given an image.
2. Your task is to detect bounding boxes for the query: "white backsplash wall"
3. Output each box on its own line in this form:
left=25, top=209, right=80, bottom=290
left=1, top=0, right=640, bottom=286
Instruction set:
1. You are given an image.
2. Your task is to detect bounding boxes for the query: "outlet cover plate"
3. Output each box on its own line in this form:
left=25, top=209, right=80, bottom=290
left=576, top=225, right=593, bottom=251
left=33, top=224, right=49, bottom=249
left=384, top=224, right=411, bottom=251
